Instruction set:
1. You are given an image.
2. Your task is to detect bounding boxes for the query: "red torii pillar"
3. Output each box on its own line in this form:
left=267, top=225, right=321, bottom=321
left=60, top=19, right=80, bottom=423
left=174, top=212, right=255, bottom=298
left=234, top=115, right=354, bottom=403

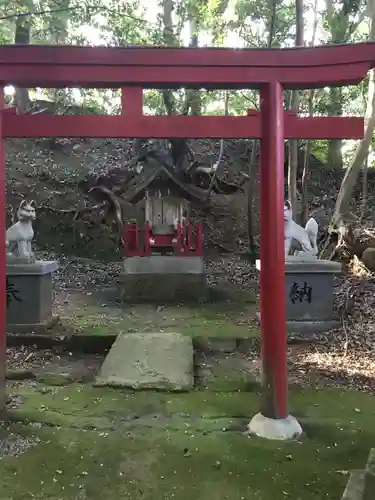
left=0, top=89, right=4, bottom=410
left=248, top=82, right=296, bottom=438
left=246, top=91, right=364, bottom=439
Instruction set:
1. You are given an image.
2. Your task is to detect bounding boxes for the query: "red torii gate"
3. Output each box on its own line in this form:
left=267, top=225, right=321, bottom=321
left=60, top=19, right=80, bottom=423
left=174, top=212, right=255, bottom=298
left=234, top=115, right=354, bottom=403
left=0, top=43, right=375, bottom=437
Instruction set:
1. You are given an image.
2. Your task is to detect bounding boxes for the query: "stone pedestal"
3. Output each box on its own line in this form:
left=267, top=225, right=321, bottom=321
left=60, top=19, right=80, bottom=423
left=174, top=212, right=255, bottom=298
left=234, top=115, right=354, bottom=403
left=119, top=256, right=206, bottom=302
left=256, top=257, right=342, bottom=334
left=6, top=260, right=59, bottom=333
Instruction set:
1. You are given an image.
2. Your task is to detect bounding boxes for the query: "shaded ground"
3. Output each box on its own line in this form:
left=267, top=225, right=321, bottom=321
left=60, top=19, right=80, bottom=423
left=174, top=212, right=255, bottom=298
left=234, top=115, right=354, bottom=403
left=24, top=253, right=375, bottom=391
left=3, top=243, right=375, bottom=500
left=2, top=369, right=375, bottom=500
left=40, top=253, right=260, bottom=339
left=54, top=288, right=259, bottom=338
left=3, top=253, right=375, bottom=499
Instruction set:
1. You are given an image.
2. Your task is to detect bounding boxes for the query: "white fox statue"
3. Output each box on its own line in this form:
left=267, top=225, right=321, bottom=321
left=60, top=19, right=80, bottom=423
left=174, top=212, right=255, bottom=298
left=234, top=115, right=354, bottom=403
left=284, top=200, right=318, bottom=259
left=6, top=200, right=36, bottom=263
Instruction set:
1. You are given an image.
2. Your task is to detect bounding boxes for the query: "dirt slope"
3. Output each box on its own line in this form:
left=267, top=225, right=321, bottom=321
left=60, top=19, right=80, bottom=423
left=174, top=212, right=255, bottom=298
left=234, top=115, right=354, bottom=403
left=5, top=137, right=374, bottom=259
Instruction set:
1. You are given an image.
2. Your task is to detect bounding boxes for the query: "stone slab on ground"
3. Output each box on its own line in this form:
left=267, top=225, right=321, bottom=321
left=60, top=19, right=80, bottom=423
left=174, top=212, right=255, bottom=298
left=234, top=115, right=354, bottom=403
left=95, top=332, right=194, bottom=391
left=363, top=448, right=375, bottom=500
left=341, top=449, right=375, bottom=499
left=341, top=471, right=365, bottom=499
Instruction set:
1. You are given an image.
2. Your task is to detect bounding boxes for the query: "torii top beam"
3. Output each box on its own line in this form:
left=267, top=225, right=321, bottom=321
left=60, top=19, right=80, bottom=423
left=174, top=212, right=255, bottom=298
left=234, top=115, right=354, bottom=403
left=1, top=43, right=375, bottom=89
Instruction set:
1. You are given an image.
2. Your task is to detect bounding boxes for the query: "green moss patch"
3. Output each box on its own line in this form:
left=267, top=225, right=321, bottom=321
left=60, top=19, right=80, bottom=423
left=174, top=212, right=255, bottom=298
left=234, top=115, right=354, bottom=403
left=59, top=289, right=259, bottom=339
left=6, top=369, right=35, bottom=381
left=9, top=383, right=255, bottom=426
left=2, top=382, right=375, bottom=499
left=196, top=353, right=260, bottom=392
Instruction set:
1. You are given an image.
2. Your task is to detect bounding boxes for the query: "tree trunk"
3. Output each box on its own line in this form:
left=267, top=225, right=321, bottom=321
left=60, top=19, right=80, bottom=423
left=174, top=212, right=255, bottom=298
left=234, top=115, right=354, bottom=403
left=161, top=0, right=176, bottom=116
left=267, top=0, right=277, bottom=47
left=48, top=0, right=70, bottom=104
left=244, top=0, right=278, bottom=256
left=13, top=16, right=31, bottom=113
left=360, top=153, right=369, bottom=221
left=327, top=89, right=343, bottom=169
left=287, top=0, right=304, bottom=222
left=247, top=140, right=257, bottom=261
left=188, top=18, right=201, bottom=116
left=330, top=3, right=375, bottom=231
left=325, top=0, right=353, bottom=170
left=301, top=0, right=318, bottom=226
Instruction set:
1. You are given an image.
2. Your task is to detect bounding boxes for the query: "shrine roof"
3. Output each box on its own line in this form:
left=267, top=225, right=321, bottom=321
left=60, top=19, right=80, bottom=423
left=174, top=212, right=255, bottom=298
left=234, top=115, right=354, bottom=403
left=1, top=43, right=375, bottom=89
left=123, top=160, right=206, bottom=204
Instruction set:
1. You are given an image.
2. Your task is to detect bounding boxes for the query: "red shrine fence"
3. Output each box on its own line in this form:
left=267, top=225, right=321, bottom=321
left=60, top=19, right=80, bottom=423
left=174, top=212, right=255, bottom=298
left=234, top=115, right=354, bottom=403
left=1, top=43, right=375, bottom=420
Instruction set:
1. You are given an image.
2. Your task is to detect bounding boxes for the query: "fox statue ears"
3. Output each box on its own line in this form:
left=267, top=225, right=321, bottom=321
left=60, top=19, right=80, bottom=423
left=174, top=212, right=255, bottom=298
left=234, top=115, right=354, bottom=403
left=20, top=200, right=36, bottom=208
left=284, top=200, right=292, bottom=210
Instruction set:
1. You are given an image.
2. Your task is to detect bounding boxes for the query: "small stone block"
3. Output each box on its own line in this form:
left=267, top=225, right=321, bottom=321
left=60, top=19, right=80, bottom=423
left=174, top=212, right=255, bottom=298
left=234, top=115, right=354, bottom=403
left=364, top=449, right=375, bottom=500
left=341, top=470, right=365, bottom=500
left=95, top=332, right=194, bottom=391
left=123, top=255, right=204, bottom=275
left=256, top=258, right=342, bottom=334
left=120, top=256, right=206, bottom=302
left=6, top=260, right=59, bottom=331
left=6, top=315, right=59, bottom=334
left=6, top=261, right=59, bottom=275
left=365, top=448, right=375, bottom=475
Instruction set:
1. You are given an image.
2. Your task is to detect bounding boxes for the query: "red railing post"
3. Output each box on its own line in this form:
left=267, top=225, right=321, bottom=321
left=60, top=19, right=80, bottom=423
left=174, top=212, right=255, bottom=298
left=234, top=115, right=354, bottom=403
left=186, top=222, right=191, bottom=251
left=196, top=223, right=203, bottom=257
left=123, top=225, right=128, bottom=256
left=175, top=223, right=182, bottom=255
left=144, top=223, right=151, bottom=256
left=134, top=224, right=139, bottom=254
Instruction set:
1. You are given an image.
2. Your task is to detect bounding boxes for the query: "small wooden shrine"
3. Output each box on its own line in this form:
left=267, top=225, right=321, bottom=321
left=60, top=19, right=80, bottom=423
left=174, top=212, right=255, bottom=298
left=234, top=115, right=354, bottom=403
left=122, top=152, right=204, bottom=258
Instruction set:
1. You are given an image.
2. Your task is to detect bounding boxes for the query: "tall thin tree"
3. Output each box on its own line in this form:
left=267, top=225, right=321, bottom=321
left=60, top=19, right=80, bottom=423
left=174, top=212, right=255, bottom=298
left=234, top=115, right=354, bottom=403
left=287, top=0, right=304, bottom=222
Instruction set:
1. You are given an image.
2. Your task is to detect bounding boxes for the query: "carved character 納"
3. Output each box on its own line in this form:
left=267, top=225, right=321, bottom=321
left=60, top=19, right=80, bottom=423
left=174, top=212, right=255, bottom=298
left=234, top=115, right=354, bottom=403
left=289, top=281, right=312, bottom=304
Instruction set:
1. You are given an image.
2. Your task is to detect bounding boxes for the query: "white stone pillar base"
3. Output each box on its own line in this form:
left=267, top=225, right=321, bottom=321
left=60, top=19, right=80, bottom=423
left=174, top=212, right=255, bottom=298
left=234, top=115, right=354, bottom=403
left=248, top=412, right=303, bottom=440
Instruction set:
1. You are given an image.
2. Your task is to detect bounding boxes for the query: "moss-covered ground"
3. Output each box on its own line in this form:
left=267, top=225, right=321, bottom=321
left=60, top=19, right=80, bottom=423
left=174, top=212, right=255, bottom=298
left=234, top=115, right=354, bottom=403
left=2, top=373, right=374, bottom=499
left=57, top=288, right=259, bottom=338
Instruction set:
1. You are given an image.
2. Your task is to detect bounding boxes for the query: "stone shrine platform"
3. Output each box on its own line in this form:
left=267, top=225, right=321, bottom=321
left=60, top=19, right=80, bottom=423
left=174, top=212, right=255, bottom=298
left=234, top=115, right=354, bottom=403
left=119, top=255, right=206, bottom=302
left=256, top=257, right=342, bottom=334
left=6, top=260, right=59, bottom=333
